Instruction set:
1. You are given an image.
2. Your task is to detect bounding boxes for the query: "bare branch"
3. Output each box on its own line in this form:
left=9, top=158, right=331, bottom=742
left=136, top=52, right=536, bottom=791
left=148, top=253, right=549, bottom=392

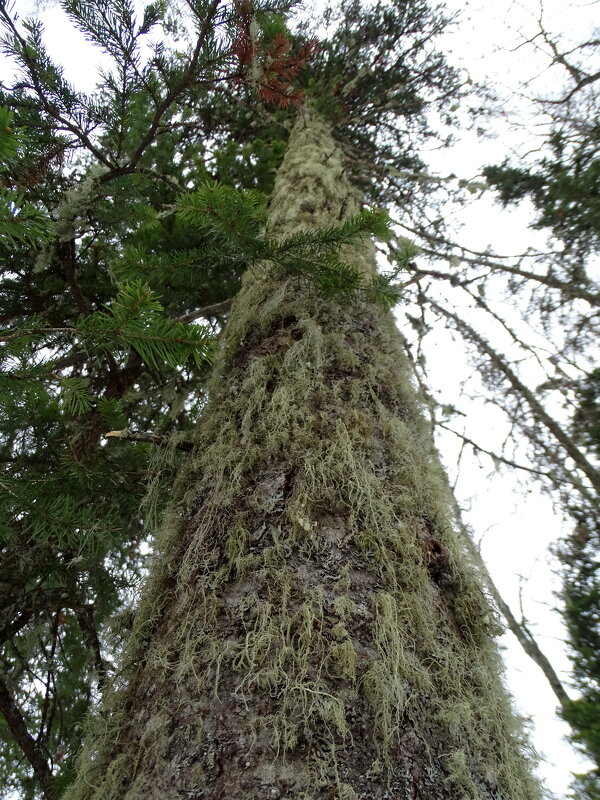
left=436, top=422, right=554, bottom=479
left=467, top=538, right=571, bottom=710
left=429, top=300, right=600, bottom=494
left=390, top=229, right=600, bottom=306
left=541, top=69, right=600, bottom=104
left=175, top=299, right=232, bottom=322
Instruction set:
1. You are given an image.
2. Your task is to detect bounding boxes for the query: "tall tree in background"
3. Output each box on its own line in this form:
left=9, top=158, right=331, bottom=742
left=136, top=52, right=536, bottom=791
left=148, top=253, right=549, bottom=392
left=368, top=9, right=599, bottom=795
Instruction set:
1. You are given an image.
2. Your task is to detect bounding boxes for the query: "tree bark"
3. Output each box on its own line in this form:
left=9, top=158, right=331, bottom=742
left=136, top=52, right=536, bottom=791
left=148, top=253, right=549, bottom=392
left=66, top=110, right=541, bottom=800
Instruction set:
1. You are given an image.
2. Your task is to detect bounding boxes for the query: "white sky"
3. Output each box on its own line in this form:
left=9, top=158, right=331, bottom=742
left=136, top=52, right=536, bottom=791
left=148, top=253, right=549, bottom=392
left=3, top=0, right=598, bottom=797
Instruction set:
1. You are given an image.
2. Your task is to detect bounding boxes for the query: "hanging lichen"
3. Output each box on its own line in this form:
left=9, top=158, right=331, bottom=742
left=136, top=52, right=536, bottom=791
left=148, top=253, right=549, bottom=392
left=65, top=110, right=541, bottom=800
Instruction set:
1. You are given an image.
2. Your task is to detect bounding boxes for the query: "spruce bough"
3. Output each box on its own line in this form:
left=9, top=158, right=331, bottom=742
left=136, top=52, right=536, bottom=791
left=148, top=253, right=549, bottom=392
left=66, top=109, right=540, bottom=800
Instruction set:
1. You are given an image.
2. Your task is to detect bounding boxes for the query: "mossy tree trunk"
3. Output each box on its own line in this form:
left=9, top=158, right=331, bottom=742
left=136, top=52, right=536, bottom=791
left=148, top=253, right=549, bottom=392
left=65, top=110, right=541, bottom=800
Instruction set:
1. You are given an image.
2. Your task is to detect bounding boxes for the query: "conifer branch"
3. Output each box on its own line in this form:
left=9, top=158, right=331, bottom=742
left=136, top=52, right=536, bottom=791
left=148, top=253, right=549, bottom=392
left=1, top=283, right=215, bottom=371
left=0, top=9, right=113, bottom=169
left=0, top=587, right=67, bottom=646
left=127, top=0, right=221, bottom=169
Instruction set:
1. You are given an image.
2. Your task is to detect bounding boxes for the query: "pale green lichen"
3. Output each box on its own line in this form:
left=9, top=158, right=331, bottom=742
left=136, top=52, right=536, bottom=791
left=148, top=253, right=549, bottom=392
left=64, top=111, right=541, bottom=800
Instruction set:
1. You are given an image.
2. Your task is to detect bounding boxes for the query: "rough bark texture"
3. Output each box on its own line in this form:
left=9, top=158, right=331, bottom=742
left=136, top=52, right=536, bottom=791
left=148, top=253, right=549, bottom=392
left=65, top=111, right=541, bottom=800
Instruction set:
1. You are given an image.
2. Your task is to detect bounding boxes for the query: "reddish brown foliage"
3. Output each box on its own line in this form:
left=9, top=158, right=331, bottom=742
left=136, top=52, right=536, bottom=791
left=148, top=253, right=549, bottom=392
left=231, top=1, right=318, bottom=109
left=231, top=0, right=257, bottom=71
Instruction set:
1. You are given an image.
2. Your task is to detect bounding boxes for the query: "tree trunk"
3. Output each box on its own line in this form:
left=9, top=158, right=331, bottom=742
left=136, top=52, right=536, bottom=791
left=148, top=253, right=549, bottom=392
left=66, top=110, right=540, bottom=800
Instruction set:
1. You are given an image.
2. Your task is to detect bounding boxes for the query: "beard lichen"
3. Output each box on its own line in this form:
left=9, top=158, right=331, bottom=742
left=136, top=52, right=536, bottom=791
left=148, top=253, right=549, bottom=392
left=64, top=111, right=541, bottom=800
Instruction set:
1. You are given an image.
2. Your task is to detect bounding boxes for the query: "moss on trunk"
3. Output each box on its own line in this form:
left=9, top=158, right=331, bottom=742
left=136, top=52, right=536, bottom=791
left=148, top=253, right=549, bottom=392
left=65, top=110, right=541, bottom=800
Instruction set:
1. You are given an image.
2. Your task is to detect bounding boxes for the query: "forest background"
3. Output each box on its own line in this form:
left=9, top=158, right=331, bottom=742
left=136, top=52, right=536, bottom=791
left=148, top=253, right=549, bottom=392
left=0, top=0, right=598, bottom=798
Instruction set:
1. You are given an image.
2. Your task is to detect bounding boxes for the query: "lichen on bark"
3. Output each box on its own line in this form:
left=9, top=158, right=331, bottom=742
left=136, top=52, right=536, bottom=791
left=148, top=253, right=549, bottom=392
left=65, top=110, right=541, bottom=800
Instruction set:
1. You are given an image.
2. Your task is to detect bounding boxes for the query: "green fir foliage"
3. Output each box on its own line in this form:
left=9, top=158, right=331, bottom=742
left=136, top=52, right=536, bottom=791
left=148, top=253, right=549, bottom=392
left=0, top=106, right=54, bottom=247
left=559, top=369, right=600, bottom=799
left=175, top=183, right=396, bottom=301
left=484, top=126, right=600, bottom=263
left=78, top=281, right=215, bottom=370
left=561, top=528, right=600, bottom=799
left=0, top=0, right=279, bottom=793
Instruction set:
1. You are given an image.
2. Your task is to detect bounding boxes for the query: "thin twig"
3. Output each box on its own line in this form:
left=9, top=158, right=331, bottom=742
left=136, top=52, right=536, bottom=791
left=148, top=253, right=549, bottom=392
left=429, top=300, right=600, bottom=493
left=436, top=422, right=553, bottom=479
left=175, top=299, right=232, bottom=322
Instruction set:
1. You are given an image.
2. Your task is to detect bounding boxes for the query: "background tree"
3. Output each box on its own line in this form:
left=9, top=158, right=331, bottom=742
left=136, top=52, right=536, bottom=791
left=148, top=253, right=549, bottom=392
left=355, top=9, right=599, bottom=795
left=478, top=14, right=600, bottom=797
